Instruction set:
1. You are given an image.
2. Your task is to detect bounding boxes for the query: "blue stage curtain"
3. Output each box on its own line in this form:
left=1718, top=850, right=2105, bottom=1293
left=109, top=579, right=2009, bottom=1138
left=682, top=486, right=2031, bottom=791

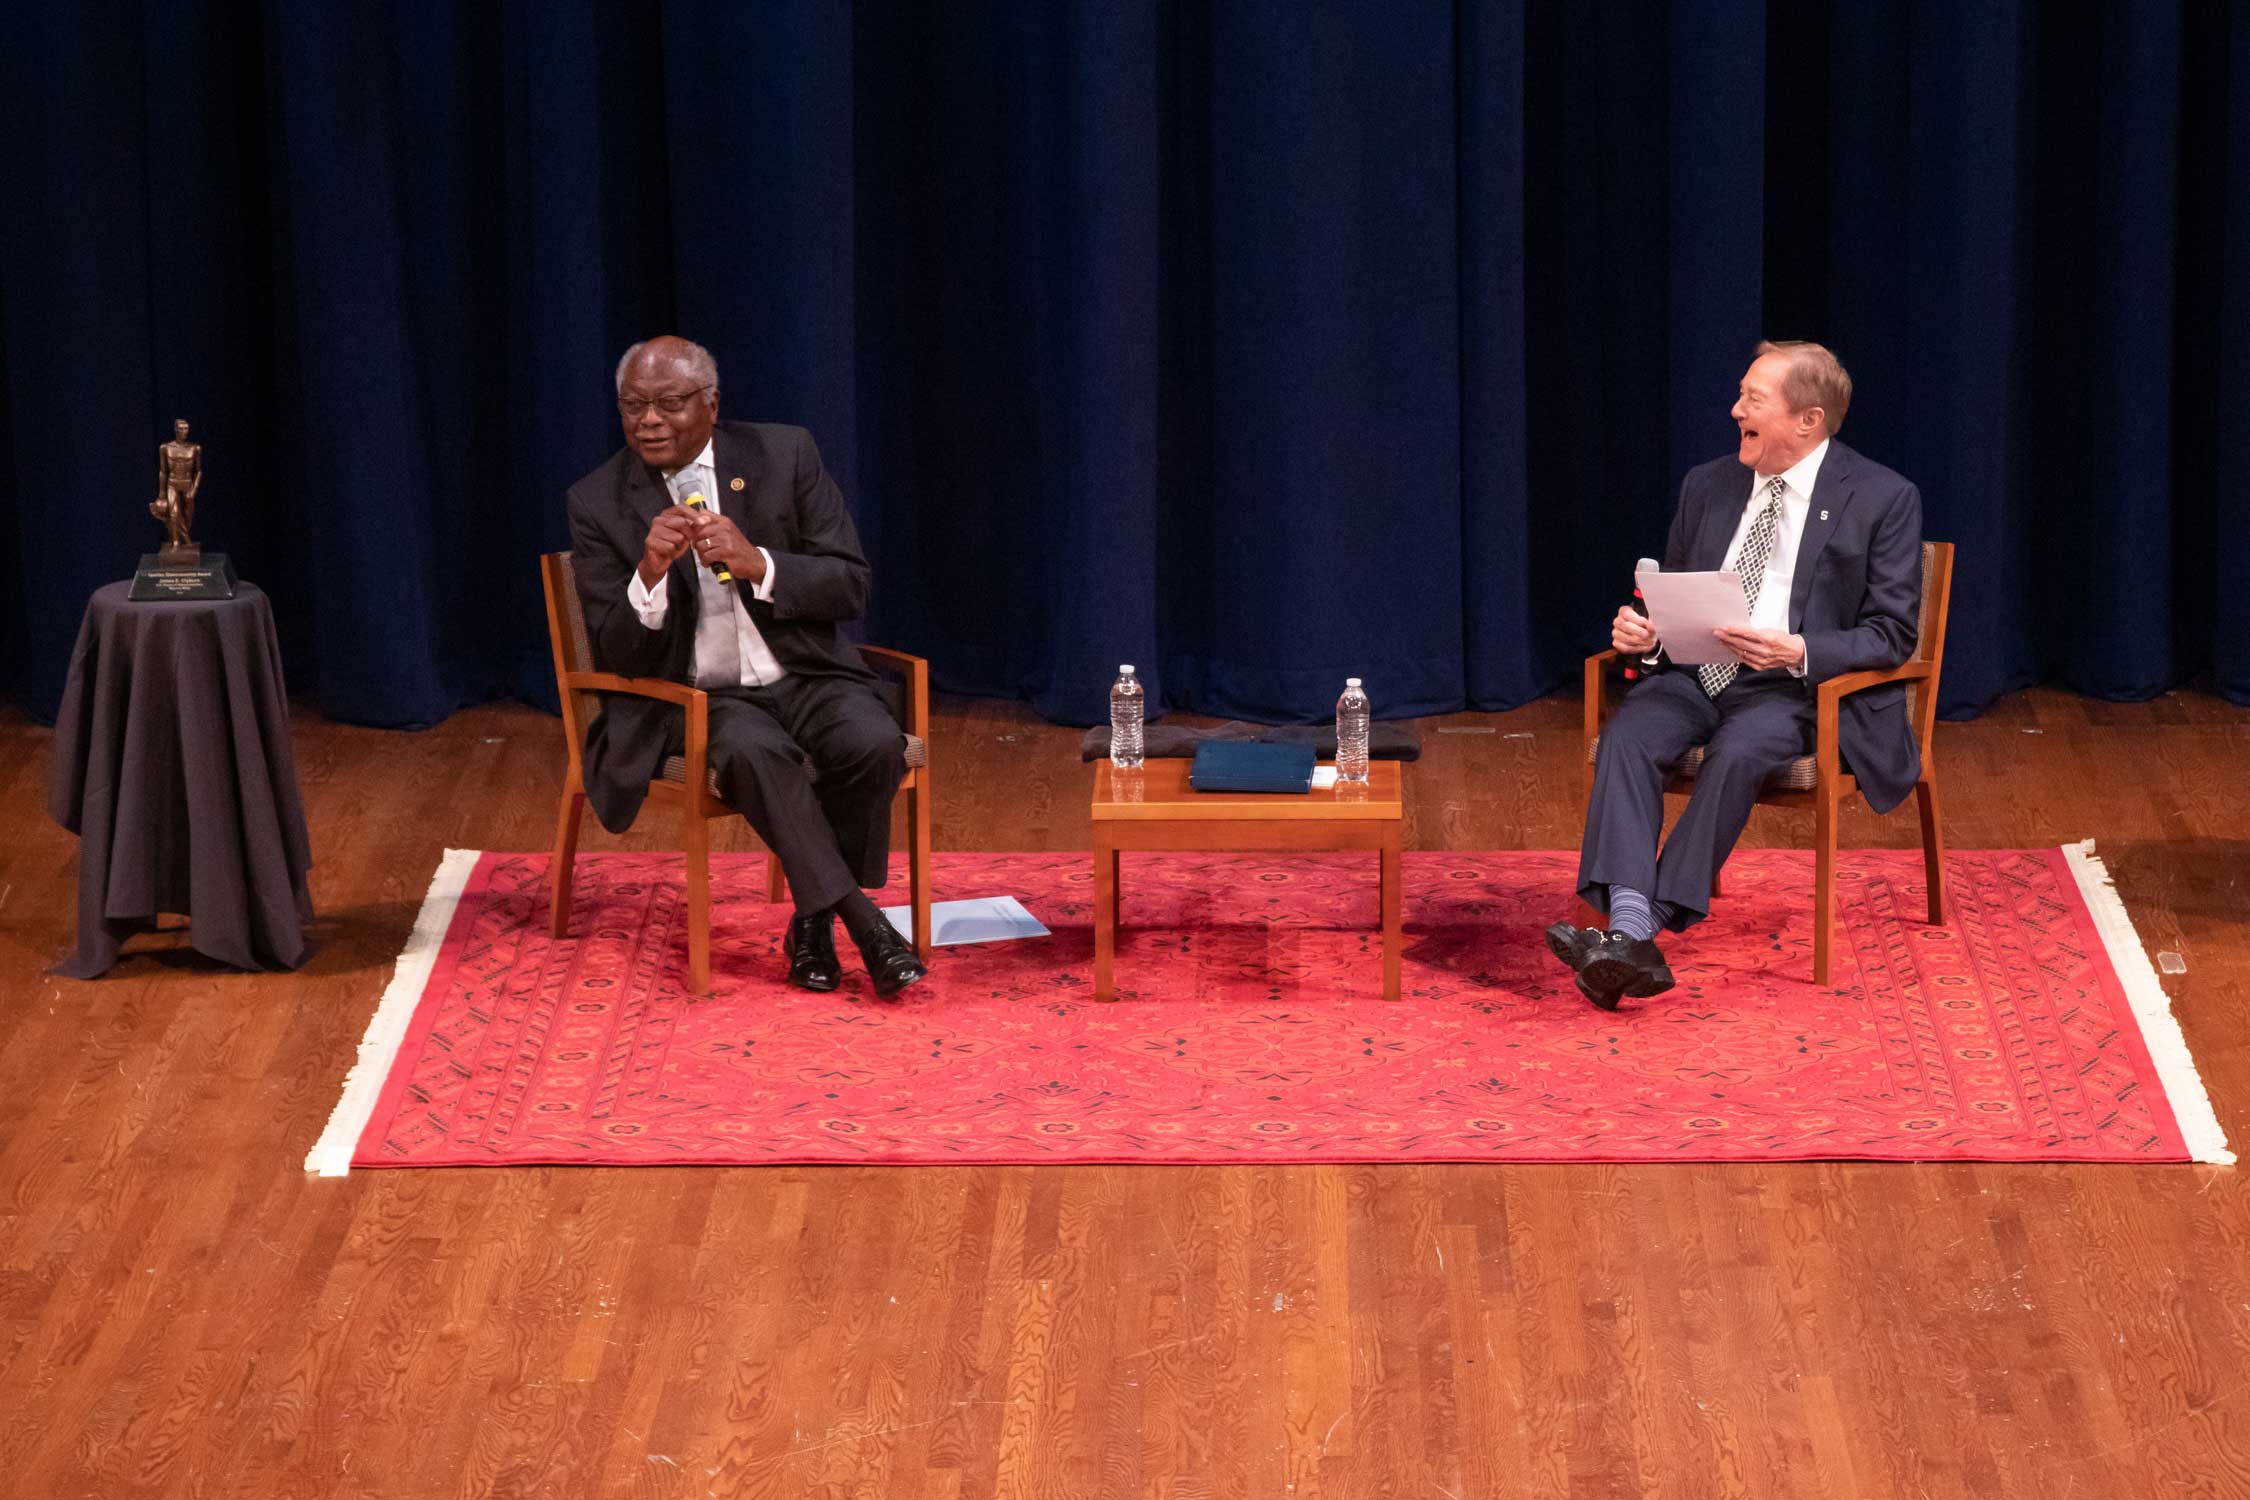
left=2, top=2, right=2244, bottom=728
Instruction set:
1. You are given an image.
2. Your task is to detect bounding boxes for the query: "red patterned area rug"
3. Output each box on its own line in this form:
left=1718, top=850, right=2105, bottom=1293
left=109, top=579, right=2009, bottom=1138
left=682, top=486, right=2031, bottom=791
left=308, top=846, right=2230, bottom=1172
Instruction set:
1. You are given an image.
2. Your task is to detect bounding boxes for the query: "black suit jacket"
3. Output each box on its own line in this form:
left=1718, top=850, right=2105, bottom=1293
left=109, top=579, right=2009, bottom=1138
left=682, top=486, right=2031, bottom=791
left=1661, top=438, right=1924, bottom=813
left=566, top=420, right=877, bottom=833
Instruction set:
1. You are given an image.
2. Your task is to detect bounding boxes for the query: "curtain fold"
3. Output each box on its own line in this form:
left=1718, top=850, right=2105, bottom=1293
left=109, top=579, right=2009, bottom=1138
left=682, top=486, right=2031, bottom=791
left=2, top=1, right=2243, bottom=728
left=2203, top=3, right=2250, bottom=703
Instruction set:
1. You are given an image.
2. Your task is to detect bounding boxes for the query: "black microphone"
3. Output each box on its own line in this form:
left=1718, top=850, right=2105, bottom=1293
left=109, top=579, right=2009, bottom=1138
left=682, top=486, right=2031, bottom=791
left=1625, top=557, right=1661, bottom=679
left=681, top=491, right=733, bottom=584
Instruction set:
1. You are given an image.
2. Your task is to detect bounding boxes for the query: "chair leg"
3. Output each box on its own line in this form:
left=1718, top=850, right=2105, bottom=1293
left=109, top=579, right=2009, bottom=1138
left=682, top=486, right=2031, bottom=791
left=1813, top=787, right=1838, bottom=985
left=765, top=848, right=786, bottom=905
left=909, top=781, right=933, bottom=958
left=1093, top=831, right=1117, bottom=1002
left=1711, top=868, right=1724, bottom=900
left=684, top=811, right=712, bottom=995
left=1916, top=775, right=1947, bottom=926
left=1578, top=750, right=1608, bottom=929
left=550, top=789, right=586, bottom=938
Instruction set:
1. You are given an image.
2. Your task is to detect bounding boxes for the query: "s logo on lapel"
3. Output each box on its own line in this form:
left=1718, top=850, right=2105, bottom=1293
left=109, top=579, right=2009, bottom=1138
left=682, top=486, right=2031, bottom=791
left=1819, top=509, right=1829, bottom=521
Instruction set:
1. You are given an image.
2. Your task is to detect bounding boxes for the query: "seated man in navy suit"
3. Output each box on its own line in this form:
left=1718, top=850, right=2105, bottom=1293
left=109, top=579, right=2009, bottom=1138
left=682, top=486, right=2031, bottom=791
left=566, top=336, right=926, bottom=998
left=1547, top=341, right=1923, bottom=1010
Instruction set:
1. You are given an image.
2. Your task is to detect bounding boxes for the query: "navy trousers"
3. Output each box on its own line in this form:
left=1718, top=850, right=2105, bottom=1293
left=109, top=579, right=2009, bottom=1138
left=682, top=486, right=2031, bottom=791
left=1577, top=668, right=1815, bottom=932
left=675, top=677, right=905, bottom=916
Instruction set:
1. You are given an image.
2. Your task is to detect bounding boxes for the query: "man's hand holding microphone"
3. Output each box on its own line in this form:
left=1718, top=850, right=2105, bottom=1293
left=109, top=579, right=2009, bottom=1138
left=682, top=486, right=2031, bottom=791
left=639, top=503, right=767, bottom=590
left=1612, top=603, right=1658, bottom=656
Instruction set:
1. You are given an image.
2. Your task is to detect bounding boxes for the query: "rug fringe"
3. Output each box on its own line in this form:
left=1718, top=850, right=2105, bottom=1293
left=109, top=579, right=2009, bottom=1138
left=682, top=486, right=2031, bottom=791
left=2061, top=839, right=2234, bottom=1165
left=303, top=849, right=480, bottom=1177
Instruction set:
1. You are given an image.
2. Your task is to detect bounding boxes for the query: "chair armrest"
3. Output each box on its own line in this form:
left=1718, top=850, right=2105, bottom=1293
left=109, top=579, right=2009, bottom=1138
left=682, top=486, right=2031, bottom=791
left=857, top=643, right=927, bottom=678
left=1811, top=661, right=1931, bottom=779
left=565, top=671, right=715, bottom=805
left=1583, top=649, right=1622, bottom=747
left=859, top=644, right=929, bottom=739
left=1813, top=660, right=1932, bottom=709
left=565, top=670, right=706, bottom=709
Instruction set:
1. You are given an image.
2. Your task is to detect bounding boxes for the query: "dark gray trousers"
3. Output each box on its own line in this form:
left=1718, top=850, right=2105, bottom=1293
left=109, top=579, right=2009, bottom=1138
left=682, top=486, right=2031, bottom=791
left=1577, top=668, right=1814, bottom=932
left=678, top=677, right=905, bottom=916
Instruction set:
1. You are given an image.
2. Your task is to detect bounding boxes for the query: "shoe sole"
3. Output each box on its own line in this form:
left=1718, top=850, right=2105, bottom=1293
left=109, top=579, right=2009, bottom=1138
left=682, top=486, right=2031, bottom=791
left=789, top=972, right=841, bottom=993
left=1630, top=967, right=1676, bottom=998
left=1574, top=971, right=1623, bottom=1012
left=1543, top=925, right=1594, bottom=970
left=1579, top=955, right=1676, bottom=1006
left=1578, top=953, right=1637, bottom=999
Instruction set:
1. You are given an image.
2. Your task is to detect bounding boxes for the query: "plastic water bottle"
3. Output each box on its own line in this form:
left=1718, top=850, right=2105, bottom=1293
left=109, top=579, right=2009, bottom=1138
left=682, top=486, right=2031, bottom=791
left=1109, top=665, right=1145, bottom=768
left=1336, top=677, right=1370, bottom=783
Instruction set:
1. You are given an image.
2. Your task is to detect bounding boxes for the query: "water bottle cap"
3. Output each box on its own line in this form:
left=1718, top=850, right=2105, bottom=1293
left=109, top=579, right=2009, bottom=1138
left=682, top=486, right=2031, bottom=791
left=1345, top=677, right=1361, bottom=688
left=1119, top=664, right=1135, bottom=675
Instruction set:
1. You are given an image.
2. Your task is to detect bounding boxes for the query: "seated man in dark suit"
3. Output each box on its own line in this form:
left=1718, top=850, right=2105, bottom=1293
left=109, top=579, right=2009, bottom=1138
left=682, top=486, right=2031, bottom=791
left=1547, top=340, right=1922, bottom=1010
left=566, top=335, right=926, bottom=997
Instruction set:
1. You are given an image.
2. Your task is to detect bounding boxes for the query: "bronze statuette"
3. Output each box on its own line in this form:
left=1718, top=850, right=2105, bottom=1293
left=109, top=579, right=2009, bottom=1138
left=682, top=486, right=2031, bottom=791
left=152, top=418, right=202, bottom=562
left=130, top=418, right=237, bottom=601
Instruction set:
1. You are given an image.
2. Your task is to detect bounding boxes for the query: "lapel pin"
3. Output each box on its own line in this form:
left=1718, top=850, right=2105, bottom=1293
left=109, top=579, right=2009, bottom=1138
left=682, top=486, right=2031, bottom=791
left=729, top=476, right=745, bottom=492
left=1819, top=509, right=1829, bottom=521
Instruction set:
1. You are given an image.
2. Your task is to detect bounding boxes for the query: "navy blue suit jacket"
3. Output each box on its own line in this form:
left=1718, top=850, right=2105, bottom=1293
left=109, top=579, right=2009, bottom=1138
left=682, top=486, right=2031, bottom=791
left=565, top=420, right=877, bottom=833
left=1661, top=439, right=1924, bottom=812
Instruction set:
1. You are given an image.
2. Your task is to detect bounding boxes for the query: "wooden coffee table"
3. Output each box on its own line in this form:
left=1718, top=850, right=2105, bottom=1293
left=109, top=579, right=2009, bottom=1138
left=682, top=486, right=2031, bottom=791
left=1089, top=758, right=1404, bottom=1001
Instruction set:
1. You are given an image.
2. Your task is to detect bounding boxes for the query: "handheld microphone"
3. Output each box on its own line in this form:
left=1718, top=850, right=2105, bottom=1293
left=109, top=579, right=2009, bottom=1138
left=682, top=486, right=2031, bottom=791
left=681, top=491, right=733, bottom=583
left=1626, top=558, right=1661, bottom=680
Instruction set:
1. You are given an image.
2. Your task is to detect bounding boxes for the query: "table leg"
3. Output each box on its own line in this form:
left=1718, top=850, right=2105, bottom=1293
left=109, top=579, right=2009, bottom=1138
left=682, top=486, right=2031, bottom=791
left=1094, top=832, right=1117, bottom=1002
left=1380, top=827, right=1402, bottom=1002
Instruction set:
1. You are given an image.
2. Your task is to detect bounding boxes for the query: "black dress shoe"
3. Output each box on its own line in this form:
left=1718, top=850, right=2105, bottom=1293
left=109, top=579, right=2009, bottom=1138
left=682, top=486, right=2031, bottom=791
left=784, top=911, right=842, bottom=992
left=1575, top=968, right=1626, bottom=1012
left=854, top=921, right=928, bottom=999
left=1576, top=931, right=1676, bottom=1009
left=1544, top=922, right=1604, bottom=973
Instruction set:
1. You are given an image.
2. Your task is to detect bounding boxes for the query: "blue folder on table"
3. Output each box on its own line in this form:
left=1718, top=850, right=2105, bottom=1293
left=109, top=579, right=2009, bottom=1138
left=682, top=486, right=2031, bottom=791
left=1189, top=740, right=1317, bottom=794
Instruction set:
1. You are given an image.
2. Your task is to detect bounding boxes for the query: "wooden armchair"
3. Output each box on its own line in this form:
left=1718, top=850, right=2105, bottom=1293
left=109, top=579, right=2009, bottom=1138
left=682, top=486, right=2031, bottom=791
left=1581, top=540, right=1955, bottom=984
left=539, top=552, right=933, bottom=994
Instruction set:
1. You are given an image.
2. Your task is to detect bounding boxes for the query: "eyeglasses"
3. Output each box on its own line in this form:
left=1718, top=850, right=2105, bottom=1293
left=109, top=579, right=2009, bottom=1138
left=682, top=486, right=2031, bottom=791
left=617, top=386, right=712, bottom=420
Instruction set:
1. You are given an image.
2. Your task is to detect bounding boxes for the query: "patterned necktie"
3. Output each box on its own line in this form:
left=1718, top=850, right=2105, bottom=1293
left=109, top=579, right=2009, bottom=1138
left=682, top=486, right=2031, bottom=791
left=1699, top=476, right=1789, bottom=699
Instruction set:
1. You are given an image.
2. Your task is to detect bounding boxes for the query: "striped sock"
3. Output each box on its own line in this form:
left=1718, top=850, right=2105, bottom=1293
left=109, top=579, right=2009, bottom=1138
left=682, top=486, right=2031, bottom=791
left=1607, top=885, right=1659, bottom=942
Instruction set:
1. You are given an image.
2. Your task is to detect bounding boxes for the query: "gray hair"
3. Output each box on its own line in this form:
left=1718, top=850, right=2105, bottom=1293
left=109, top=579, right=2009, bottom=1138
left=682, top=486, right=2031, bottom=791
left=1754, top=339, right=1852, bottom=435
left=614, top=337, right=720, bottom=393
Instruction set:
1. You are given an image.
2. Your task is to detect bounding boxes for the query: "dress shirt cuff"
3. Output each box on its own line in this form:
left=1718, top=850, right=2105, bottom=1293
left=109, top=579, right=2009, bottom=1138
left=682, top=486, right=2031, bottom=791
left=1788, top=635, right=1810, bottom=679
left=626, top=567, right=669, bottom=628
left=750, top=548, right=777, bottom=603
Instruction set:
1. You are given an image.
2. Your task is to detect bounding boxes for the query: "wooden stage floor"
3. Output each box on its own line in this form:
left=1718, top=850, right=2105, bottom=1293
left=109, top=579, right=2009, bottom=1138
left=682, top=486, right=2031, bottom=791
left=1, top=687, right=2244, bottom=1498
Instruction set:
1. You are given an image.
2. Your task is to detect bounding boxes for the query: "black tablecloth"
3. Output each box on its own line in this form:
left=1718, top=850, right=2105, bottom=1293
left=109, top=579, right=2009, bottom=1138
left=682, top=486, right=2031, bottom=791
left=48, top=582, right=313, bottom=977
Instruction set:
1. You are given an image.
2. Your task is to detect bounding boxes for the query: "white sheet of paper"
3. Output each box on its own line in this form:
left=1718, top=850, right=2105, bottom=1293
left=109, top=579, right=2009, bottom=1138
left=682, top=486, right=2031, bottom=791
left=1633, top=569, right=1751, bottom=664
left=1311, top=765, right=1339, bottom=788
left=880, top=895, right=1050, bottom=947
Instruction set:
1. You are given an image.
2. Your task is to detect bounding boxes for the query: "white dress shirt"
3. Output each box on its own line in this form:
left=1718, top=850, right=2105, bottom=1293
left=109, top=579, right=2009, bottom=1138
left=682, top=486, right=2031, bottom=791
left=623, top=438, right=787, bottom=686
left=1720, top=437, right=1828, bottom=679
